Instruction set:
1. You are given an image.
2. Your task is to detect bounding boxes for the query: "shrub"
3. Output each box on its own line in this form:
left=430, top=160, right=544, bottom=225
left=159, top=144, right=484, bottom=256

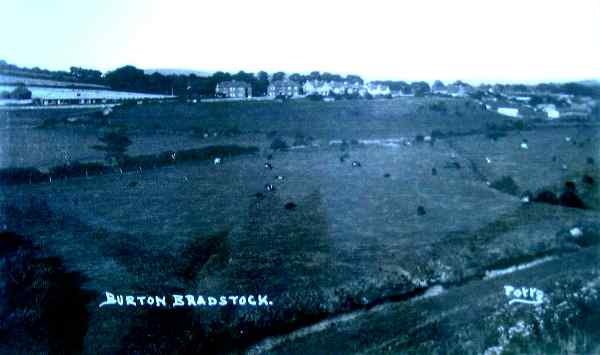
left=429, top=101, right=448, bottom=113
left=49, top=162, right=108, bottom=179
left=270, top=137, right=288, bottom=151
left=0, top=232, right=92, bottom=354
left=91, top=129, right=132, bottom=165
left=489, top=176, right=520, bottom=196
left=0, top=167, right=46, bottom=185
left=9, top=84, right=32, bottom=100
left=559, top=191, right=586, bottom=209
left=266, top=130, right=278, bottom=139
left=293, top=133, right=308, bottom=147
left=514, top=120, right=525, bottom=130
left=533, top=190, right=559, bottom=205
left=431, top=130, right=445, bottom=139
left=307, top=94, right=322, bottom=101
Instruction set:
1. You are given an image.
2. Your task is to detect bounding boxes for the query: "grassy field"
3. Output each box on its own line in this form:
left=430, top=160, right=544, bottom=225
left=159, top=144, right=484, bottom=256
left=1, top=97, right=600, bottom=353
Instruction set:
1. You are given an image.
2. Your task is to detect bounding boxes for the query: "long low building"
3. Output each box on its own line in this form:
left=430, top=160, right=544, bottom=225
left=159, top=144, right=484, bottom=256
left=0, top=84, right=174, bottom=105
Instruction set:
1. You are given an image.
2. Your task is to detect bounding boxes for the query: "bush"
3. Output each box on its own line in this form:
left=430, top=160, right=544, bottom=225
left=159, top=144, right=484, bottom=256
left=489, top=176, right=520, bottom=196
left=307, top=94, right=322, bottom=101
left=429, top=101, right=448, bottom=113
left=49, top=162, right=108, bottom=179
left=0, top=167, right=47, bottom=185
left=9, top=84, right=32, bottom=100
left=293, top=133, right=309, bottom=147
left=431, top=130, right=445, bottom=139
left=533, top=190, right=559, bottom=205
left=91, top=130, right=132, bottom=165
left=514, top=120, right=525, bottom=130
left=0, top=232, right=92, bottom=354
left=270, top=137, right=288, bottom=151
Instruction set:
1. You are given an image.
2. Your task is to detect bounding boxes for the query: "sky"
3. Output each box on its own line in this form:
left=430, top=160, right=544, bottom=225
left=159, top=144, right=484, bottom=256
left=1, top=0, right=599, bottom=83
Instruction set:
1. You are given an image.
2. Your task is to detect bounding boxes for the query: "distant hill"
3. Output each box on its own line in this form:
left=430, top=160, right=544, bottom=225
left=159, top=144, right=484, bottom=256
left=144, top=68, right=213, bottom=77
left=578, top=79, right=600, bottom=87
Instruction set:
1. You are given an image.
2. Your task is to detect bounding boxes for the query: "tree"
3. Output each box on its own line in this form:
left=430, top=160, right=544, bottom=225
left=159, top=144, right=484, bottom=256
left=410, top=81, right=431, bottom=97
left=288, top=73, right=307, bottom=85
left=345, top=74, right=363, bottom=84
left=309, top=71, right=321, bottom=81
left=254, top=71, right=269, bottom=96
left=9, top=83, right=31, bottom=99
left=104, top=65, right=147, bottom=92
left=272, top=72, right=286, bottom=82
left=91, top=130, right=132, bottom=166
left=69, top=66, right=103, bottom=84
left=432, top=80, right=446, bottom=92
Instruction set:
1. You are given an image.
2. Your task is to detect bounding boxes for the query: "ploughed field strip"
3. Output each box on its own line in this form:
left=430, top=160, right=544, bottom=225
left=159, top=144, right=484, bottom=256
left=1, top=104, right=600, bottom=353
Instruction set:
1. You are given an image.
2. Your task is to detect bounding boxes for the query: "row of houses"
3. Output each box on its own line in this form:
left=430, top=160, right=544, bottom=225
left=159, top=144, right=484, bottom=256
left=215, top=80, right=392, bottom=99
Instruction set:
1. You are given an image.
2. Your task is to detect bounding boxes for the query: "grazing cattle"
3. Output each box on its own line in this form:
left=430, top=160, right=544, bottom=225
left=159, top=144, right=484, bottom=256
left=267, top=154, right=273, bottom=160
left=264, top=162, right=273, bottom=170
left=213, top=157, right=222, bottom=165
left=383, top=173, right=391, bottom=178
left=417, top=206, right=426, bottom=216
left=432, top=167, right=437, bottom=176
left=485, top=157, right=491, bottom=164
left=565, top=137, right=571, bottom=142
left=128, top=181, right=138, bottom=188
left=351, top=161, right=362, bottom=167
left=340, top=153, right=350, bottom=163
left=587, top=157, right=595, bottom=165
left=520, top=141, right=528, bottom=150
left=552, top=156, right=557, bottom=162
left=265, top=184, right=275, bottom=192
left=561, top=164, right=568, bottom=171
left=255, top=192, right=265, bottom=199
left=520, top=191, right=532, bottom=203
left=569, top=227, right=583, bottom=238
left=275, top=175, right=284, bottom=181
left=284, top=202, right=297, bottom=210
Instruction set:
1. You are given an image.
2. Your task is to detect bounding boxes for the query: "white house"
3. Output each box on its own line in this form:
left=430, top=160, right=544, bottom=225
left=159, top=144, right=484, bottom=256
left=303, top=80, right=333, bottom=96
left=497, top=107, right=520, bottom=118
left=537, top=104, right=560, bottom=119
left=366, top=82, right=391, bottom=96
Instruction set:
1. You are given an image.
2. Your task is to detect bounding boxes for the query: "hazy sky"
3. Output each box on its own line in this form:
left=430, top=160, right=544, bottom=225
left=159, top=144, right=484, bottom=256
left=1, top=0, right=599, bottom=83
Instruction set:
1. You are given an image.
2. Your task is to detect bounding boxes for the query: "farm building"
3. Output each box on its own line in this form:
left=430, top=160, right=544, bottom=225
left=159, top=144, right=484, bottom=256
left=215, top=80, right=253, bottom=98
left=0, top=84, right=173, bottom=106
left=268, top=80, right=301, bottom=97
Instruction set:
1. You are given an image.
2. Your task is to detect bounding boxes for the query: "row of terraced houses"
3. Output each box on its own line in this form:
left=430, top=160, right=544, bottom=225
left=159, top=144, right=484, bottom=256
left=216, top=80, right=391, bottom=99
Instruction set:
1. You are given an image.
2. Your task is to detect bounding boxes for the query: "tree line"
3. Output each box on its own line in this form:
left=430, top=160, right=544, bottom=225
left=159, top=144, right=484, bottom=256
left=1, top=59, right=598, bottom=98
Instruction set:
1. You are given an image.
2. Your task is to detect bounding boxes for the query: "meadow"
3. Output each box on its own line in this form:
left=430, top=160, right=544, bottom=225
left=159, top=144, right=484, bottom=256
left=1, top=97, right=600, bottom=354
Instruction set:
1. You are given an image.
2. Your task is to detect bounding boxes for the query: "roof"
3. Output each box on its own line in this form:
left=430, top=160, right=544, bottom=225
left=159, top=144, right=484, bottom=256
left=269, top=80, right=300, bottom=88
left=216, top=80, right=251, bottom=89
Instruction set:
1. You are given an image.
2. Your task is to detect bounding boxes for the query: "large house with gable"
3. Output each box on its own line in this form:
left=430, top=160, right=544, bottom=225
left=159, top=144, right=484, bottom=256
left=268, top=80, right=301, bottom=97
left=215, top=80, right=252, bottom=98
